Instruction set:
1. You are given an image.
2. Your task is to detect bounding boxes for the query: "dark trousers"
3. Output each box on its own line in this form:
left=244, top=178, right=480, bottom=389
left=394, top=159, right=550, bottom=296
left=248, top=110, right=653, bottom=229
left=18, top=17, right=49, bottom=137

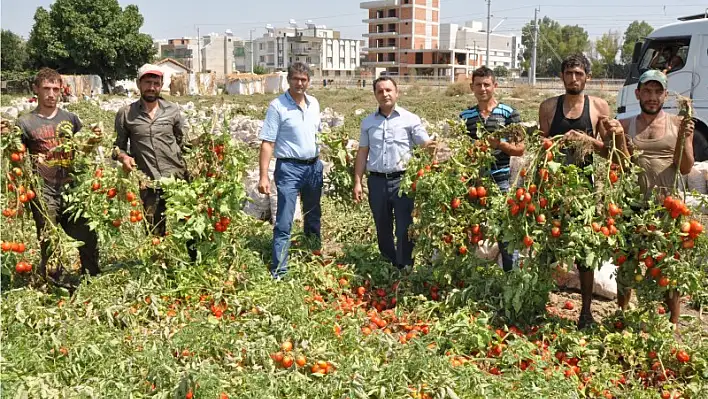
left=271, top=159, right=323, bottom=278
left=493, top=173, right=514, bottom=272
left=30, top=185, right=100, bottom=279
left=140, top=187, right=197, bottom=261
left=368, top=175, right=414, bottom=268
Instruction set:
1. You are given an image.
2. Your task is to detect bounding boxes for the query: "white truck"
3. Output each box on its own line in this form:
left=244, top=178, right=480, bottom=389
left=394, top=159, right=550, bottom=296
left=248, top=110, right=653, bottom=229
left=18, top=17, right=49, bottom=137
left=616, top=12, right=708, bottom=161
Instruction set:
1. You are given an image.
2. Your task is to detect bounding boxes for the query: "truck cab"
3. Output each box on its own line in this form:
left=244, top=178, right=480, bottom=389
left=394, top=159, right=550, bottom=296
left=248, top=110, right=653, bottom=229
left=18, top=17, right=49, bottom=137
left=616, top=12, right=708, bottom=161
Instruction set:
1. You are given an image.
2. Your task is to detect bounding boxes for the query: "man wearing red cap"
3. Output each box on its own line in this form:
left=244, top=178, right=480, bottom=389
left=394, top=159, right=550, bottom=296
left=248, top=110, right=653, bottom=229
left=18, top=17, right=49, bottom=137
left=113, top=64, right=196, bottom=261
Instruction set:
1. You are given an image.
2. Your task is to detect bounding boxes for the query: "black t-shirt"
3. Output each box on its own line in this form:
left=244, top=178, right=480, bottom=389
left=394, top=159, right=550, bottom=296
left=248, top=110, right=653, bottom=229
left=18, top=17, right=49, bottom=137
left=17, top=108, right=82, bottom=187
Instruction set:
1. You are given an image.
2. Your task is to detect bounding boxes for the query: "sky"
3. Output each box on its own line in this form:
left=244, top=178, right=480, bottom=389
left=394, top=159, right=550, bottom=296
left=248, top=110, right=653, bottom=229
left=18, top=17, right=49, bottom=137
left=1, top=0, right=706, bottom=42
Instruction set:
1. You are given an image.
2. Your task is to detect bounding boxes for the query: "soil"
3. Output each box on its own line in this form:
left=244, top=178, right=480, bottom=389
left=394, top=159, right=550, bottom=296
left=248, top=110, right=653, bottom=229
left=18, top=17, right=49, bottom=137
left=549, top=289, right=708, bottom=331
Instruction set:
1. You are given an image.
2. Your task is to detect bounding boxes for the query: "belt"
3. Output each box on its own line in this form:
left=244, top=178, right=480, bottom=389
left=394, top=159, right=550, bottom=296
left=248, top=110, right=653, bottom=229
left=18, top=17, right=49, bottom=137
left=279, top=157, right=319, bottom=165
left=369, top=171, right=405, bottom=179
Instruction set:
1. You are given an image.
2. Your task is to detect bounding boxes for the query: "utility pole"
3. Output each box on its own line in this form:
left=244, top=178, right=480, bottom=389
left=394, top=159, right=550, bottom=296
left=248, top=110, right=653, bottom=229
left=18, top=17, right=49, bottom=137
left=197, top=26, right=201, bottom=73
left=250, top=29, right=256, bottom=73
left=531, top=7, right=539, bottom=86
left=485, top=0, right=491, bottom=67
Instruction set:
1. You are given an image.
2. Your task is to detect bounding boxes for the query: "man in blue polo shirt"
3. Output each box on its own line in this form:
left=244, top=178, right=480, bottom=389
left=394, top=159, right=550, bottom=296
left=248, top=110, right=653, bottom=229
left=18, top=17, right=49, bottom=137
left=461, top=66, right=524, bottom=271
left=353, top=77, right=435, bottom=269
left=258, top=62, right=323, bottom=278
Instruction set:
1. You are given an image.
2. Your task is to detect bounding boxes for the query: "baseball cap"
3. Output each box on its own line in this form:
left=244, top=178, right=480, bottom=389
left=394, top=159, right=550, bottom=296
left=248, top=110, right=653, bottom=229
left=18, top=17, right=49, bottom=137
left=137, top=64, right=164, bottom=80
left=638, top=69, right=667, bottom=89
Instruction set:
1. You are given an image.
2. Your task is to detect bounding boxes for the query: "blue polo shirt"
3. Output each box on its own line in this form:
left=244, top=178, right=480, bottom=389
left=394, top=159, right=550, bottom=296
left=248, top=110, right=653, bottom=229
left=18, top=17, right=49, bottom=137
left=259, top=91, right=321, bottom=160
left=359, top=105, right=430, bottom=173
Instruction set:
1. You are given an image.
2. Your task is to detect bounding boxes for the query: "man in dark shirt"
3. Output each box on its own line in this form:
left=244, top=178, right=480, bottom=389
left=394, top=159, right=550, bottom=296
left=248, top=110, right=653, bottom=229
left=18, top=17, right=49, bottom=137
left=113, top=64, right=196, bottom=261
left=460, top=66, right=524, bottom=271
left=17, top=68, right=100, bottom=284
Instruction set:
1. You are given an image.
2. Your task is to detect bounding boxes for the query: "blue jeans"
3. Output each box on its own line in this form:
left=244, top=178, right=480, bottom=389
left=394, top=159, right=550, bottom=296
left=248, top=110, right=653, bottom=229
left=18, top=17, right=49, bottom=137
left=493, top=172, right=514, bottom=272
left=271, top=159, right=323, bottom=278
left=368, top=175, right=415, bottom=268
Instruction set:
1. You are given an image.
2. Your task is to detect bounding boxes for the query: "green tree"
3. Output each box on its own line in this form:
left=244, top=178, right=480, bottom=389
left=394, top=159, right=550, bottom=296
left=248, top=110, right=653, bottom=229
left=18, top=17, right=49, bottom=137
left=26, top=0, right=154, bottom=85
left=521, top=17, right=589, bottom=77
left=493, top=65, right=509, bottom=78
left=593, top=30, right=622, bottom=77
left=253, top=65, right=268, bottom=75
left=621, top=21, right=653, bottom=64
left=1, top=30, right=29, bottom=72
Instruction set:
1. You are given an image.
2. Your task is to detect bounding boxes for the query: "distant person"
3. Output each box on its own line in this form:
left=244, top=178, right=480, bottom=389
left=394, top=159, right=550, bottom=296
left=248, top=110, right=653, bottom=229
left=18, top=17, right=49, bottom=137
left=258, top=62, right=323, bottom=279
left=460, top=66, right=524, bottom=271
left=17, top=68, right=100, bottom=286
left=650, top=47, right=684, bottom=72
left=113, top=63, right=196, bottom=262
left=353, top=77, right=436, bottom=269
left=538, top=53, right=615, bottom=329
left=615, top=69, right=695, bottom=324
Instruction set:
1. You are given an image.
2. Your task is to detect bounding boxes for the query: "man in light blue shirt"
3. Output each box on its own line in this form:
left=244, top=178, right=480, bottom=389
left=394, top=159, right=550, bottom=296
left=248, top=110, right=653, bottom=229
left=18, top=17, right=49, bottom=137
left=353, top=77, right=435, bottom=268
left=258, top=62, right=323, bottom=278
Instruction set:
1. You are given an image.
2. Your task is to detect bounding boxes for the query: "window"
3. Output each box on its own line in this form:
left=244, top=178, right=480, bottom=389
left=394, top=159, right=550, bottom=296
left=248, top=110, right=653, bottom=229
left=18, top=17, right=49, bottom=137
left=335, top=71, right=341, bottom=76
left=388, top=23, right=396, bottom=32
left=340, top=57, right=345, bottom=65
left=377, top=24, right=384, bottom=33
left=637, top=37, right=690, bottom=75
left=259, top=56, right=265, bottom=62
left=415, top=53, right=423, bottom=64
left=351, top=58, right=357, bottom=65
left=376, top=10, right=384, bottom=18
left=327, top=57, right=333, bottom=64
left=388, top=38, right=396, bottom=47
left=259, top=43, right=264, bottom=50
left=306, top=57, right=312, bottom=63
left=388, top=9, right=396, bottom=17
left=404, top=0, right=409, bottom=3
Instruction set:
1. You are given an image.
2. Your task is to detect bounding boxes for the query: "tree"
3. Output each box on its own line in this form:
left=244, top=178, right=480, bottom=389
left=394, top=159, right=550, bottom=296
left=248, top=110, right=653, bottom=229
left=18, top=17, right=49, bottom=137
left=1, top=30, right=29, bottom=72
left=593, top=30, right=621, bottom=77
left=493, top=65, right=509, bottom=78
left=253, top=65, right=268, bottom=75
left=26, top=0, right=154, bottom=85
left=521, top=17, right=589, bottom=77
left=621, top=21, right=653, bottom=64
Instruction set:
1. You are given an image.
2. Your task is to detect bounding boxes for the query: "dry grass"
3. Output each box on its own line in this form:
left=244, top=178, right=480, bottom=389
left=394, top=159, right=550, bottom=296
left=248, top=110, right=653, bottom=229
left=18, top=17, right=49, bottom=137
left=444, top=81, right=472, bottom=97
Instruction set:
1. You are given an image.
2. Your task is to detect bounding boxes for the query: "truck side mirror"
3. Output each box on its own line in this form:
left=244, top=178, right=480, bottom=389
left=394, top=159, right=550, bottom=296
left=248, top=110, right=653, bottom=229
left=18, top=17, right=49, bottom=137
left=631, top=42, right=643, bottom=64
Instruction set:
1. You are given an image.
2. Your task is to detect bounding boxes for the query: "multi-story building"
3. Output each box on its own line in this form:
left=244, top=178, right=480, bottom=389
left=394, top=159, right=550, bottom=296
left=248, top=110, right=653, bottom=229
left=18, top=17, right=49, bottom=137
left=361, top=0, right=522, bottom=80
left=158, top=37, right=200, bottom=71
left=360, top=0, right=440, bottom=75
left=200, top=31, right=236, bottom=81
left=252, top=21, right=361, bottom=78
left=440, top=21, right=521, bottom=70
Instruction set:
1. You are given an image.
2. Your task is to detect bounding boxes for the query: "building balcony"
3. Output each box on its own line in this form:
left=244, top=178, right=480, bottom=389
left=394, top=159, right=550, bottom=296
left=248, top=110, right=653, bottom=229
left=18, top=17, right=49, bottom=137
left=362, top=17, right=400, bottom=23
left=362, top=60, right=398, bottom=66
left=402, top=63, right=453, bottom=67
left=363, top=31, right=398, bottom=38
left=363, top=46, right=397, bottom=52
left=360, top=0, right=398, bottom=9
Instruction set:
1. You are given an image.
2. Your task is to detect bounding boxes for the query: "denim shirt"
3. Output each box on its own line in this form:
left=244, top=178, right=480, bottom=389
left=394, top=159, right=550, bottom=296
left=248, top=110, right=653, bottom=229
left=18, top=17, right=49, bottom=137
left=359, top=105, right=430, bottom=173
left=259, top=91, right=321, bottom=160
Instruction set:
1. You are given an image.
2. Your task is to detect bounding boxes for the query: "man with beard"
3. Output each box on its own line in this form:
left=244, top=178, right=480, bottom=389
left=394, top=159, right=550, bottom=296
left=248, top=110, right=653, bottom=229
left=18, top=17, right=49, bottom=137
left=353, top=77, right=435, bottom=270
left=258, top=62, right=323, bottom=279
left=614, top=70, right=695, bottom=324
left=538, top=54, right=618, bottom=329
left=17, top=68, right=100, bottom=286
left=461, top=66, right=524, bottom=271
left=113, top=64, right=196, bottom=261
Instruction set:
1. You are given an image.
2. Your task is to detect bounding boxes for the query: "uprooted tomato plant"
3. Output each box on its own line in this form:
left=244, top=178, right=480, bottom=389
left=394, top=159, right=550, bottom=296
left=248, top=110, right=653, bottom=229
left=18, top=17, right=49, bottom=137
left=1, top=97, right=707, bottom=398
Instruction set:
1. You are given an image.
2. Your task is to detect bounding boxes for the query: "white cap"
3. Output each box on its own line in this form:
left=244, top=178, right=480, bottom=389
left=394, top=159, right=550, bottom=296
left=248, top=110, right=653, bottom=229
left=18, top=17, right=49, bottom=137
left=137, top=64, right=164, bottom=80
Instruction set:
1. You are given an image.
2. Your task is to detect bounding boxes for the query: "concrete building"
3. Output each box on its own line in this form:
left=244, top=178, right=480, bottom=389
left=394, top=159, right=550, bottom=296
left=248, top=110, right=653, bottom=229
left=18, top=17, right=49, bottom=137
left=360, top=0, right=440, bottom=75
left=158, top=38, right=200, bottom=71
left=360, top=0, right=522, bottom=80
left=252, top=21, right=361, bottom=78
left=440, top=21, right=521, bottom=70
left=200, top=31, right=236, bottom=81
